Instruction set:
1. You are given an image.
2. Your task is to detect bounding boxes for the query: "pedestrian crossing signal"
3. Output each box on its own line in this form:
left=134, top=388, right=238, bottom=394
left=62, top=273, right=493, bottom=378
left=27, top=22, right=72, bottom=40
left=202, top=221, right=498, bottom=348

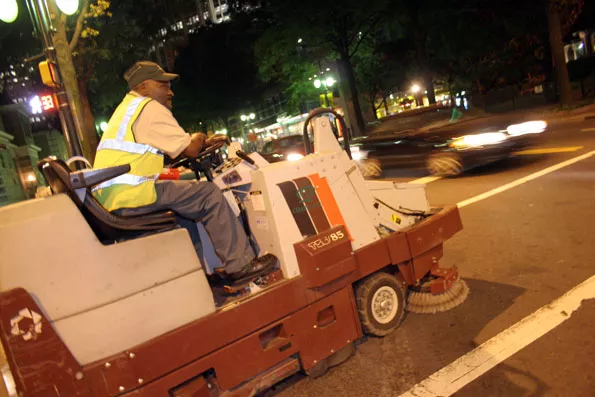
left=38, top=60, right=60, bottom=87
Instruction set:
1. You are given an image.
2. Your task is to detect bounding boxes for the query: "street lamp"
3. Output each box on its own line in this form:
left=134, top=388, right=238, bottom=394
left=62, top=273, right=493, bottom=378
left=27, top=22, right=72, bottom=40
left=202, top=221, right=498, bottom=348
left=313, top=75, right=336, bottom=107
left=411, top=84, right=423, bottom=107
left=238, top=113, right=256, bottom=138
left=55, top=0, right=79, bottom=15
left=0, top=0, right=19, bottom=23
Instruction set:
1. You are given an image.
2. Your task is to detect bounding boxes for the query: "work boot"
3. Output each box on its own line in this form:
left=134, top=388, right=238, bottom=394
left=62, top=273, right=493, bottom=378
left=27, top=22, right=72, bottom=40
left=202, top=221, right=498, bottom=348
left=227, top=253, right=278, bottom=283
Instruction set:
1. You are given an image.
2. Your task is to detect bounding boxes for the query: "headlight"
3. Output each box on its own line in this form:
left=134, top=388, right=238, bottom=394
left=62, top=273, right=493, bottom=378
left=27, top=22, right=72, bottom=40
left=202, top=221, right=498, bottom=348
left=450, top=132, right=508, bottom=148
left=350, top=146, right=369, bottom=161
left=287, top=153, right=304, bottom=161
left=506, top=120, right=547, bottom=136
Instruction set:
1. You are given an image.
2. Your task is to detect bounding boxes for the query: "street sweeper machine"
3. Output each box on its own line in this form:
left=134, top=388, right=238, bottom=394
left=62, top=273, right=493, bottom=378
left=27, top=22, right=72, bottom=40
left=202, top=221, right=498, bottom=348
left=0, top=109, right=469, bottom=396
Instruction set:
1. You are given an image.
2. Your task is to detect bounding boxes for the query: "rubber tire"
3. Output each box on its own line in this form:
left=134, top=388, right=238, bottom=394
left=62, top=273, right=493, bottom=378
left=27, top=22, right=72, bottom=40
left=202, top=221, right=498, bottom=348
left=355, top=272, right=406, bottom=337
left=426, top=153, right=463, bottom=177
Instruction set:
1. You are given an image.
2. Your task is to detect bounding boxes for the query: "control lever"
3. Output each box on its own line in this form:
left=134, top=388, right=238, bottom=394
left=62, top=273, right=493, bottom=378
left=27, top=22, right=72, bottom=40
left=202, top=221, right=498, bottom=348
left=236, top=150, right=257, bottom=167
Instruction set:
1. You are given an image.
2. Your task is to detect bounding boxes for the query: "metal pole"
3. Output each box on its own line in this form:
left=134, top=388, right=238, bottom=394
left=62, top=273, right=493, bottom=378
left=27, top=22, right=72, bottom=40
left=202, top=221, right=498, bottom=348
left=27, top=0, right=84, bottom=160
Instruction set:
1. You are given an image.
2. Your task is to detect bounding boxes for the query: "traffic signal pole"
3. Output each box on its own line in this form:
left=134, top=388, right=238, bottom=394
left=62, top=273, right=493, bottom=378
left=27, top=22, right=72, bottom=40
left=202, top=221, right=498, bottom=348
left=25, top=0, right=84, bottom=159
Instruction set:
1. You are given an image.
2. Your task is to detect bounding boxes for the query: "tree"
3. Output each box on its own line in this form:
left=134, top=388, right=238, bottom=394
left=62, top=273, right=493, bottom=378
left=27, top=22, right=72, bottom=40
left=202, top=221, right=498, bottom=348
left=255, top=0, right=391, bottom=136
left=81, top=0, right=170, bottom=120
left=353, top=39, right=407, bottom=119
left=60, top=0, right=113, bottom=160
left=547, top=0, right=584, bottom=107
left=255, top=24, right=320, bottom=114
left=419, top=0, right=550, bottom=100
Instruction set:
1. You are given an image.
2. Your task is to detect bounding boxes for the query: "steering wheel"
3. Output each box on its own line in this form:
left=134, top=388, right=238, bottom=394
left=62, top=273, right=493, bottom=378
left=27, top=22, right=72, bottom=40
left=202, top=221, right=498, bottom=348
left=198, top=139, right=227, bottom=158
left=169, top=140, right=228, bottom=181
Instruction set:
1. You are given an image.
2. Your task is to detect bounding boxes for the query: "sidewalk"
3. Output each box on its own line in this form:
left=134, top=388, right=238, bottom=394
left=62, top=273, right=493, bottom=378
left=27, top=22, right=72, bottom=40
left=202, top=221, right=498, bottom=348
left=497, top=102, right=595, bottom=125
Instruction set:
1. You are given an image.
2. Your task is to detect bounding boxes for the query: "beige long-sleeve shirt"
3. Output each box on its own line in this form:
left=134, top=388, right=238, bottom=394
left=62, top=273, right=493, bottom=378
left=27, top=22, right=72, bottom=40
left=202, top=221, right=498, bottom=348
left=130, top=91, right=191, bottom=158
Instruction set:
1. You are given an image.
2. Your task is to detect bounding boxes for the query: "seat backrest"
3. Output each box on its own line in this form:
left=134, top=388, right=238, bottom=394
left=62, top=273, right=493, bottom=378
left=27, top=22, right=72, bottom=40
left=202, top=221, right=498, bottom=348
left=38, top=157, right=83, bottom=206
left=37, top=158, right=177, bottom=242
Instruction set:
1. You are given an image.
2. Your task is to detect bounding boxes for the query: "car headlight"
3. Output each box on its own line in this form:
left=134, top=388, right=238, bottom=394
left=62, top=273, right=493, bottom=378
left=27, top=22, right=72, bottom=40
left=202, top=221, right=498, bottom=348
left=350, top=146, right=369, bottom=161
left=450, top=132, right=508, bottom=148
left=506, top=120, right=547, bottom=136
left=287, top=153, right=304, bottom=161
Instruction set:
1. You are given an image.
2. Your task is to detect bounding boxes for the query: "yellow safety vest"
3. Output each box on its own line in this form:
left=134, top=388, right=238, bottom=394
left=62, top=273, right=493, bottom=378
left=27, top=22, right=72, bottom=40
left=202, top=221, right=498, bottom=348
left=92, top=93, right=164, bottom=211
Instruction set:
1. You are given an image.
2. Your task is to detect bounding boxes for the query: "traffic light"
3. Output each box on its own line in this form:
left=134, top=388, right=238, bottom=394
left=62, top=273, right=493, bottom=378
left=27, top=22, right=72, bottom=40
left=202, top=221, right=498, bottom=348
left=38, top=60, right=61, bottom=87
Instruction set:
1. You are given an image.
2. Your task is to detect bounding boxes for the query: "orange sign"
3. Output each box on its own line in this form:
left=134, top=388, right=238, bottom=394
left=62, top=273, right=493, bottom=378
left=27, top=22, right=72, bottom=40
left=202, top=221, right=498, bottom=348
left=41, top=94, right=55, bottom=111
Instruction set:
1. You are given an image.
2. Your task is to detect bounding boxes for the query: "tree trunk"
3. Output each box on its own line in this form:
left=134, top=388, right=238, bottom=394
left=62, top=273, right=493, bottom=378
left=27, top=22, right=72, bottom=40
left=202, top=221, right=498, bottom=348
left=383, top=96, right=389, bottom=114
left=48, top=0, right=97, bottom=160
left=196, top=0, right=206, bottom=25
left=368, top=95, right=378, bottom=120
left=78, top=80, right=98, bottom=162
left=547, top=1, right=573, bottom=107
left=337, top=56, right=366, bottom=136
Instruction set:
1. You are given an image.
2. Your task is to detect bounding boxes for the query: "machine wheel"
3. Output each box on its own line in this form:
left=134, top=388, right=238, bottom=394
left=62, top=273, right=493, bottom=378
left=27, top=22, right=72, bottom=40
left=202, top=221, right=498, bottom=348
left=426, top=153, right=463, bottom=176
left=355, top=272, right=406, bottom=336
left=358, top=158, right=383, bottom=179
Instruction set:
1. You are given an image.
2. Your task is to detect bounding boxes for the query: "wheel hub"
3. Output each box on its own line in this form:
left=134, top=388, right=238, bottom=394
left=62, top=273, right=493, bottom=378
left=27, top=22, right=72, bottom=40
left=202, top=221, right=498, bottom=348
left=371, top=286, right=398, bottom=324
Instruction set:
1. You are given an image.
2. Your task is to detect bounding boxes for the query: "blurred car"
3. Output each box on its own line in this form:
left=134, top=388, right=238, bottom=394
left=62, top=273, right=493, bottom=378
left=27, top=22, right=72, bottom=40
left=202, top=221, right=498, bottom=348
left=259, top=135, right=307, bottom=163
left=258, top=116, right=547, bottom=177
left=351, top=116, right=547, bottom=177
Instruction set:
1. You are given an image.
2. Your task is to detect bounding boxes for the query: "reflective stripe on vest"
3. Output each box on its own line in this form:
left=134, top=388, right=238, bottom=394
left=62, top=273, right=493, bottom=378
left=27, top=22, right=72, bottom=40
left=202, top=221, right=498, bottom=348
left=97, top=139, right=163, bottom=156
left=93, top=174, right=159, bottom=191
left=92, top=94, right=164, bottom=211
left=116, top=97, right=146, bottom=141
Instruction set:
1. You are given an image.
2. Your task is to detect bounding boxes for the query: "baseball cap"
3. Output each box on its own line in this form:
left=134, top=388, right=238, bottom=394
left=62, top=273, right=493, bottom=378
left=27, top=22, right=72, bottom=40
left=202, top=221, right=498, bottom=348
left=123, top=61, right=179, bottom=89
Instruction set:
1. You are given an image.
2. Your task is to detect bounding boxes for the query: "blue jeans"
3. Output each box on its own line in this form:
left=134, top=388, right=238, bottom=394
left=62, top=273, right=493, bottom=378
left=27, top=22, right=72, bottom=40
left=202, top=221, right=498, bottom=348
left=116, top=180, right=255, bottom=273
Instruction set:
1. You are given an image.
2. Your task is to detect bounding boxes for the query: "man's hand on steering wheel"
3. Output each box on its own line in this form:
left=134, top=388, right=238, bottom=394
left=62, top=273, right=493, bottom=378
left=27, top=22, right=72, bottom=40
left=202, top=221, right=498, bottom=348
left=203, top=133, right=231, bottom=149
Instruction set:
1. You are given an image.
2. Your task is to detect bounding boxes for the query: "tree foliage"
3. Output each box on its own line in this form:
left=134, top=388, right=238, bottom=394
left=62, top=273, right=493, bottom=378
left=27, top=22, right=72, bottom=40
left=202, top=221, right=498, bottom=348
left=254, top=0, right=391, bottom=134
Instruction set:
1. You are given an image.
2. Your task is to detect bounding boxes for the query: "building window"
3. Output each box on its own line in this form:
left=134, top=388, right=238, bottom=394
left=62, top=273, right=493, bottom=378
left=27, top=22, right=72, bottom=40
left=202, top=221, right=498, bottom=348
left=564, top=41, right=586, bottom=63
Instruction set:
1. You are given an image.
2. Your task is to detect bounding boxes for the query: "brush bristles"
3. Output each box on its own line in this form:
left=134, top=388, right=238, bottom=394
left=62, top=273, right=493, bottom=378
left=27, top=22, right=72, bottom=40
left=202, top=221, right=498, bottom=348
left=406, top=278, right=470, bottom=314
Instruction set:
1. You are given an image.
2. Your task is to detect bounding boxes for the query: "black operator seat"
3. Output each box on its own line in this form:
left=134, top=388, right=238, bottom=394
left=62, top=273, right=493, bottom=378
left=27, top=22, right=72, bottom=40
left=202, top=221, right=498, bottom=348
left=37, top=157, right=177, bottom=243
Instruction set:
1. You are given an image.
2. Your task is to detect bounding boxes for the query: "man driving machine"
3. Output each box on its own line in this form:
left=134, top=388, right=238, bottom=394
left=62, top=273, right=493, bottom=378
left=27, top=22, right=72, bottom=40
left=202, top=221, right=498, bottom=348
left=92, top=60, right=277, bottom=283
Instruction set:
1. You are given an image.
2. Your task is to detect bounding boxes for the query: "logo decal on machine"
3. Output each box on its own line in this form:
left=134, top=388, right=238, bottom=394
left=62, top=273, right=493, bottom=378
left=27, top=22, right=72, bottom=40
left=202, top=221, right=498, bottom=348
left=278, top=174, right=350, bottom=238
left=10, top=308, right=43, bottom=341
left=307, top=230, right=346, bottom=252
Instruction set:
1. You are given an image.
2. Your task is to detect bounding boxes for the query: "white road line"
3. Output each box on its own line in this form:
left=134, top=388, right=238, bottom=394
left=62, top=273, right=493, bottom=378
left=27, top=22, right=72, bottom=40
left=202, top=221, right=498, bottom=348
left=409, top=175, right=442, bottom=184
left=398, top=150, right=595, bottom=397
left=580, top=127, right=595, bottom=132
left=399, top=274, right=595, bottom=397
left=458, top=150, right=595, bottom=208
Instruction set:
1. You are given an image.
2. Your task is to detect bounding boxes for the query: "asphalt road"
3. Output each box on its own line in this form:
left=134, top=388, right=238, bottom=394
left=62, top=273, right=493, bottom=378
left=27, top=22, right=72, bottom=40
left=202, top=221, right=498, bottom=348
left=264, top=118, right=595, bottom=396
